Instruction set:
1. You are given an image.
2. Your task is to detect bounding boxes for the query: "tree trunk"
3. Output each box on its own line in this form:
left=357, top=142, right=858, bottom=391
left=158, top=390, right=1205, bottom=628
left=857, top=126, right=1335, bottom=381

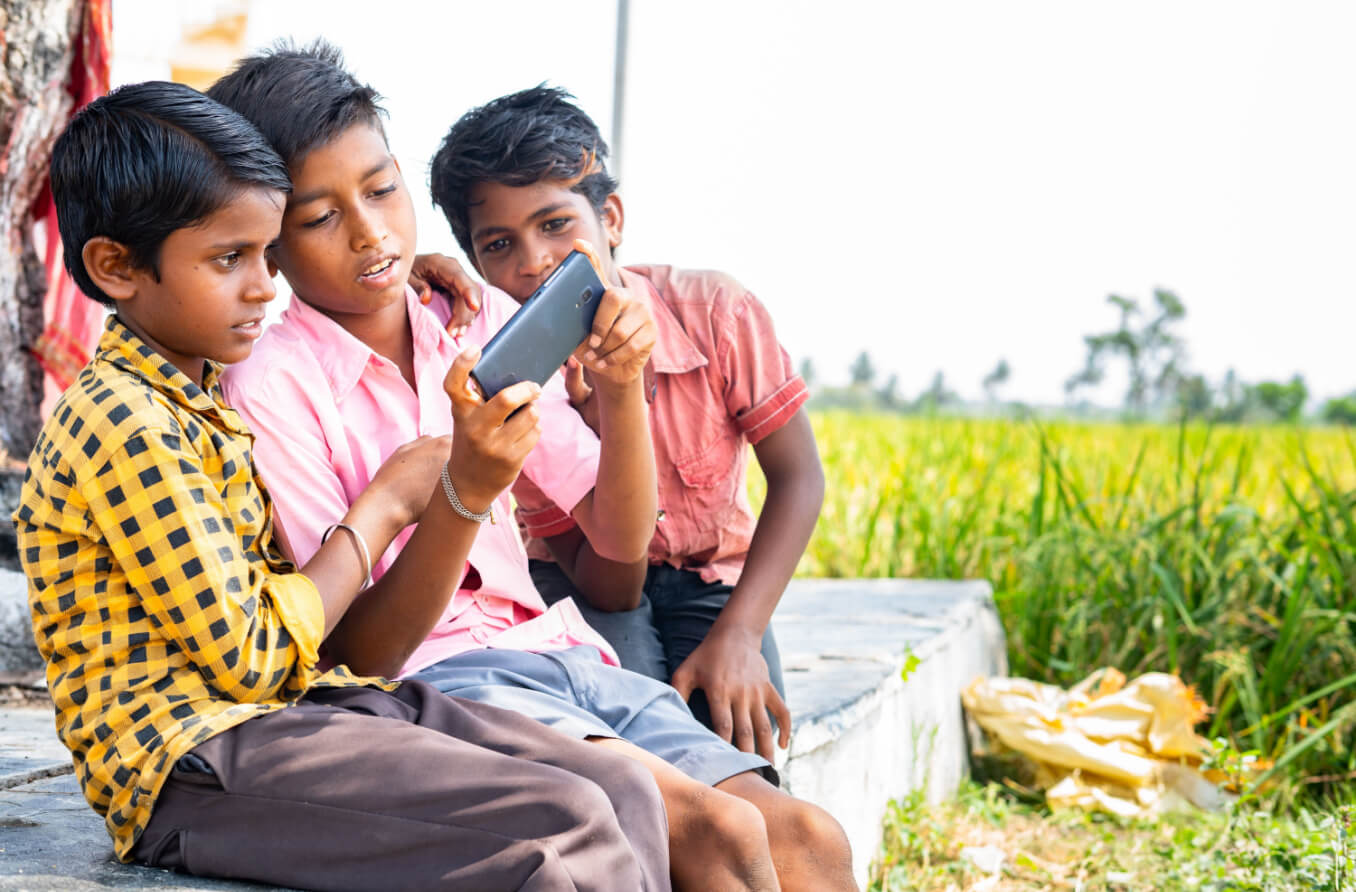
left=0, top=0, right=80, bottom=461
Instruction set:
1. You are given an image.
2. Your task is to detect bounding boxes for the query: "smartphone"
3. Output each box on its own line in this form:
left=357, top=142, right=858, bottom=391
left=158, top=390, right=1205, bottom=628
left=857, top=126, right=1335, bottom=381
left=470, top=250, right=606, bottom=399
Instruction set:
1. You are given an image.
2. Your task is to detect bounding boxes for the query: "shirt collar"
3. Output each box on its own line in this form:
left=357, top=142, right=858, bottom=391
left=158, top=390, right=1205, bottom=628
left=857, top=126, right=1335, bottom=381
left=408, top=285, right=456, bottom=357
left=98, top=315, right=248, bottom=434
left=620, top=267, right=707, bottom=375
left=278, top=286, right=441, bottom=401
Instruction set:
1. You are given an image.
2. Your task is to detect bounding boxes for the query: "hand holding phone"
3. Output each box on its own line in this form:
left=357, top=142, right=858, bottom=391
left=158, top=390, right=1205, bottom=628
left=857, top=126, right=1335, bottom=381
left=567, top=239, right=656, bottom=391
left=470, top=249, right=605, bottom=400
left=443, top=345, right=543, bottom=512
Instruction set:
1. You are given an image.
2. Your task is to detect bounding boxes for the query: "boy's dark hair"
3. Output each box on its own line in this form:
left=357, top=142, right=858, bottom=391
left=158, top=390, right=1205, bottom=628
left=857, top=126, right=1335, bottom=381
left=50, top=80, right=291, bottom=307
left=206, top=39, right=387, bottom=170
left=429, top=85, right=619, bottom=258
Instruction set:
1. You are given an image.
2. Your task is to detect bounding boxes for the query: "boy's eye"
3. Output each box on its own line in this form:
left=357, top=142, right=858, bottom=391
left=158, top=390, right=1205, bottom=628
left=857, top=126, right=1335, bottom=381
left=301, top=210, right=334, bottom=229
left=371, top=183, right=397, bottom=198
left=482, top=237, right=509, bottom=255
left=542, top=217, right=571, bottom=234
left=214, top=252, right=242, bottom=270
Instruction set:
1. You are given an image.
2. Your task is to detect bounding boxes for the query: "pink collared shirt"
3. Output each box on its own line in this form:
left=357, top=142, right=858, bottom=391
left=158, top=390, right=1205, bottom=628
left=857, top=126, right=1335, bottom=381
left=221, top=285, right=617, bottom=676
left=513, top=265, right=809, bottom=586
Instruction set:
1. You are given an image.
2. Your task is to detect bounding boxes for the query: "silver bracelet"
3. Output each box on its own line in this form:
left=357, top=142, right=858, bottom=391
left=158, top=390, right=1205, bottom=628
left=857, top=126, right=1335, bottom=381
left=440, top=463, right=495, bottom=524
left=321, top=522, right=373, bottom=590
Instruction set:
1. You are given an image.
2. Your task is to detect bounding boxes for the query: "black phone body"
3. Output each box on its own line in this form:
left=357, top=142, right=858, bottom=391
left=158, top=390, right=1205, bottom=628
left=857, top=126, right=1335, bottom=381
left=470, top=251, right=606, bottom=399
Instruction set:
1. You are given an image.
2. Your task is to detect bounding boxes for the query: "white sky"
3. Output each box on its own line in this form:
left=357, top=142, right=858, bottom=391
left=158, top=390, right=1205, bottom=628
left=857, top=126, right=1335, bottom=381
left=112, top=1, right=1356, bottom=406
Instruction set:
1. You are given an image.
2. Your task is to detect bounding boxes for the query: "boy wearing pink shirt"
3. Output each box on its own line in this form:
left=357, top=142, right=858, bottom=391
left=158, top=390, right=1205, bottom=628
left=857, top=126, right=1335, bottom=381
left=429, top=87, right=826, bottom=764
left=212, top=42, right=853, bottom=892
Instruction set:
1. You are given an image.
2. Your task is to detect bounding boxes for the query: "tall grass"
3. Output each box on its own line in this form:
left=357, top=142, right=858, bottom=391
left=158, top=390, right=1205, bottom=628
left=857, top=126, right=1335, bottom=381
left=767, top=413, right=1356, bottom=803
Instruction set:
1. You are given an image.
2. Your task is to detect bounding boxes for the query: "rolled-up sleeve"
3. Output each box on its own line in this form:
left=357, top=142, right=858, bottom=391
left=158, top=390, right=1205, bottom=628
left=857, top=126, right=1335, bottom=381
left=512, top=474, right=578, bottom=539
left=718, top=290, right=809, bottom=445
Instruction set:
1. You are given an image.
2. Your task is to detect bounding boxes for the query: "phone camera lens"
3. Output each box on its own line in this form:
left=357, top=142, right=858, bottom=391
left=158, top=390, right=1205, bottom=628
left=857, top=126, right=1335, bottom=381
left=581, top=288, right=594, bottom=303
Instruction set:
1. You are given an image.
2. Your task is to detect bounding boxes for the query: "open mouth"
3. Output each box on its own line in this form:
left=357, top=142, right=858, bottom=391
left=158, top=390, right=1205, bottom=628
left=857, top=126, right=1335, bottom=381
left=360, top=257, right=396, bottom=279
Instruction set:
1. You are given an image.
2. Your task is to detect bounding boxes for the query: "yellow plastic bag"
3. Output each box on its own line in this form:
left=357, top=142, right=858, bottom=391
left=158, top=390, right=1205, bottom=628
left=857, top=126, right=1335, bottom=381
left=961, top=668, right=1227, bottom=816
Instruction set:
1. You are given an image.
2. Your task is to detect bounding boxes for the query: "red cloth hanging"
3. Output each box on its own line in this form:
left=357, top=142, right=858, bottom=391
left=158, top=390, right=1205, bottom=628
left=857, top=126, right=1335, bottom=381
left=33, top=0, right=111, bottom=417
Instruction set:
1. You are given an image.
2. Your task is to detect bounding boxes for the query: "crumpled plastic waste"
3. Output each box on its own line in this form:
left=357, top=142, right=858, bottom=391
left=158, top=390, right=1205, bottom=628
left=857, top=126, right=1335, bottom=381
left=961, top=668, right=1229, bottom=817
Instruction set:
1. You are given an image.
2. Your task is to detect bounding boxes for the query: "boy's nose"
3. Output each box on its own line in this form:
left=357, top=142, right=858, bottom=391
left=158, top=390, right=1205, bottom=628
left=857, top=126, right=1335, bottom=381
left=519, top=244, right=555, bottom=281
left=349, top=207, right=387, bottom=252
left=246, top=260, right=276, bottom=302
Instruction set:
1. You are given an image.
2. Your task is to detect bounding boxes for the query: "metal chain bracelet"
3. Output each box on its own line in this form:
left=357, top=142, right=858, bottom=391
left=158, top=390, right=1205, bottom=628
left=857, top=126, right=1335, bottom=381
left=439, top=462, right=495, bottom=524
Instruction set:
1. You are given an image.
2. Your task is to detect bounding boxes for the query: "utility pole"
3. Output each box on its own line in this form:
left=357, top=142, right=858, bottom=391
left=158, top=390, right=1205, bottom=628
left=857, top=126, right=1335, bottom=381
left=611, top=0, right=629, bottom=182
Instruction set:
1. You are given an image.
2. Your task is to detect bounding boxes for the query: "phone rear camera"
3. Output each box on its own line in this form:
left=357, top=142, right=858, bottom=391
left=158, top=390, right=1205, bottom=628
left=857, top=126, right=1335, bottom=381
left=581, top=288, right=594, bottom=303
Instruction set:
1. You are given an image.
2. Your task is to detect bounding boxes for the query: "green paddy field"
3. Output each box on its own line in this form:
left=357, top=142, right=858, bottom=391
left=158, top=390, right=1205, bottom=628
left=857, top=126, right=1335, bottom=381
left=753, top=414, right=1356, bottom=888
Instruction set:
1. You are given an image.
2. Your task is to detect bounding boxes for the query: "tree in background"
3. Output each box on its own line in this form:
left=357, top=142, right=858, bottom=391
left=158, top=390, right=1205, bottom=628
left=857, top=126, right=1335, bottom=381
left=1322, top=393, right=1356, bottom=426
left=1214, top=368, right=1251, bottom=423
left=1175, top=373, right=1213, bottom=420
left=1249, top=375, right=1308, bottom=423
left=982, top=358, right=1011, bottom=405
left=878, top=373, right=901, bottom=410
left=914, top=370, right=957, bottom=414
left=850, top=350, right=877, bottom=388
left=1065, top=289, right=1188, bottom=418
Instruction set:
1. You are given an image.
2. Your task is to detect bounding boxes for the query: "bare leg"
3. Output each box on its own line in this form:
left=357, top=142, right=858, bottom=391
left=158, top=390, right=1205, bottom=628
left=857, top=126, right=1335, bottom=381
left=589, top=737, right=780, bottom=892
left=715, top=771, right=856, bottom=892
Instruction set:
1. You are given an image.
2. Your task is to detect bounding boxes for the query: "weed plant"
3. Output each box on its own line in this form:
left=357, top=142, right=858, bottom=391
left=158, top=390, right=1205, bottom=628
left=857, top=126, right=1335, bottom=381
left=868, top=781, right=1354, bottom=890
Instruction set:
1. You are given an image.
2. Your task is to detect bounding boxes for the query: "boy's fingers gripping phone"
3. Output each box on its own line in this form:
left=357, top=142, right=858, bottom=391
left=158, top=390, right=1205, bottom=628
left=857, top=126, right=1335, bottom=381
left=445, top=345, right=486, bottom=408
left=571, top=238, right=612, bottom=355
left=485, top=381, right=542, bottom=427
left=571, top=238, right=609, bottom=283
left=563, top=357, right=593, bottom=406
left=470, top=249, right=606, bottom=400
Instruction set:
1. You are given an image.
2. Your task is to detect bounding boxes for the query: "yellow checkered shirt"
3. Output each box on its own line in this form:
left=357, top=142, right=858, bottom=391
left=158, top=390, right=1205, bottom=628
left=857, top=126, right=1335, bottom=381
left=14, top=316, right=387, bottom=860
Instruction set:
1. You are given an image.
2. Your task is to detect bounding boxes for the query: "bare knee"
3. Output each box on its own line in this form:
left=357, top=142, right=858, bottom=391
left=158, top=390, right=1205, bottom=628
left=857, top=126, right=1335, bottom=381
left=705, top=793, right=769, bottom=853
left=770, top=798, right=855, bottom=891
left=674, top=787, right=776, bottom=888
left=720, top=774, right=850, bottom=864
left=788, top=799, right=851, bottom=861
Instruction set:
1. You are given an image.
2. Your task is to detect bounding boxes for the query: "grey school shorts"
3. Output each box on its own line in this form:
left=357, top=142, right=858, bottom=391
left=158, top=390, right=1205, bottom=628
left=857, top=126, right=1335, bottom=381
left=411, top=645, right=775, bottom=788
left=530, top=561, right=787, bottom=735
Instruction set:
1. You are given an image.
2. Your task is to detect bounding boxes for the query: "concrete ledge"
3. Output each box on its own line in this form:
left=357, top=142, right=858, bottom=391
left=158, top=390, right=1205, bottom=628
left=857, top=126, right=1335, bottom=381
left=0, top=578, right=1007, bottom=889
left=0, top=771, right=280, bottom=891
left=774, top=579, right=1007, bottom=885
left=0, top=707, right=68, bottom=790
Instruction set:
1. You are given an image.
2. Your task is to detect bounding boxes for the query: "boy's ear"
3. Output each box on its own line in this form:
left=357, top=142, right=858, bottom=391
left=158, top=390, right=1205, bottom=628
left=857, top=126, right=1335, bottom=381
left=81, top=237, right=141, bottom=302
left=601, top=193, right=624, bottom=250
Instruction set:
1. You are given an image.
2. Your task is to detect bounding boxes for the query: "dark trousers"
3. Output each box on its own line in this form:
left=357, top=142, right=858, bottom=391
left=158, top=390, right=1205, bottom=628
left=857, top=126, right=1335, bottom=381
left=132, top=681, right=670, bottom=892
left=531, top=561, right=786, bottom=733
